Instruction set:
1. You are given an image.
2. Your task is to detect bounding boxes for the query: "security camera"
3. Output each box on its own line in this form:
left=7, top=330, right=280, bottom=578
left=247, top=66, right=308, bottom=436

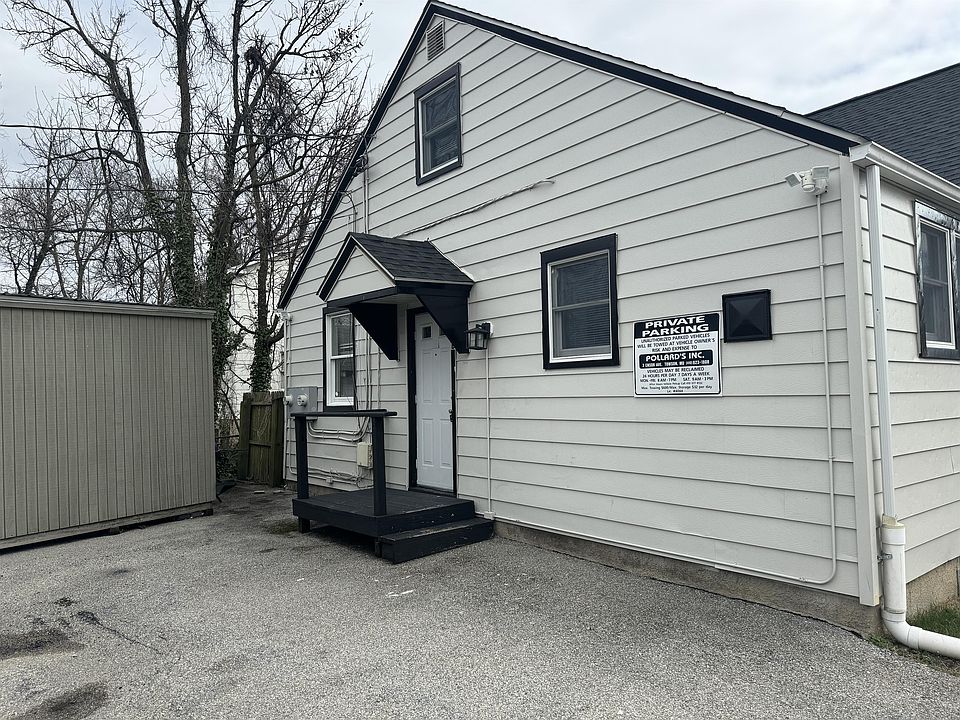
left=785, top=172, right=803, bottom=187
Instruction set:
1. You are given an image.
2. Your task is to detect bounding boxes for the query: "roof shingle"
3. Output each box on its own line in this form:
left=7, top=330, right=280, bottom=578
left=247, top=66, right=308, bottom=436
left=351, top=233, right=472, bottom=285
left=809, top=63, right=960, bottom=186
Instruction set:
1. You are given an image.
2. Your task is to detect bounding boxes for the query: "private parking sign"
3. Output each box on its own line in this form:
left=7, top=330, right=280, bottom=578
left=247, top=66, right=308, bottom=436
left=634, top=312, right=722, bottom=396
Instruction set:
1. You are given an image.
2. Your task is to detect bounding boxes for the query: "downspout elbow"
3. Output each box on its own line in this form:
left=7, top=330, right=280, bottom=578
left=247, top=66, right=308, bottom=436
left=882, top=617, right=960, bottom=659
left=880, top=517, right=960, bottom=659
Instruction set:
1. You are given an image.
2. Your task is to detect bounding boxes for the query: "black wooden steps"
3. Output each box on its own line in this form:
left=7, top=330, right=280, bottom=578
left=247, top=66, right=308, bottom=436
left=375, top=517, right=494, bottom=564
left=292, top=488, right=494, bottom=562
left=292, top=488, right=475, bottom=537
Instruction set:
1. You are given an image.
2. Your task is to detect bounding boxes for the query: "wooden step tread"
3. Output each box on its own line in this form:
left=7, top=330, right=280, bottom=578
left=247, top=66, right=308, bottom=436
left=376, top=517, right=494, bottom=563
left=379, top=516, right=492, bottom=542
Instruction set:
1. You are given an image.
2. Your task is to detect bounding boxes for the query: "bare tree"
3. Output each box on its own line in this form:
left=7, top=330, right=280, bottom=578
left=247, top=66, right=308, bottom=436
left=1, top=0, right=369, bottom=417
left=232, top=0, right=366, bottom=390
left=4, top=0, right=201, bottom=305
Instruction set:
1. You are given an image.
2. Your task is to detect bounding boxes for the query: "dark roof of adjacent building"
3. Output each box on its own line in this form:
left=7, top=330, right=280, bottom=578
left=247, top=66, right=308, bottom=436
left=809, top=62, right=960, bottom=186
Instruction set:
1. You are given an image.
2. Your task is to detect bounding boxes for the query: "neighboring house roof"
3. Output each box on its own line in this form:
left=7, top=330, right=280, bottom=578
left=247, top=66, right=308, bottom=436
left=318, top=233, right=473, bottom=301
left=809, top=63, right=960, bottom=187
left=278, top=1, right=863, bottom=309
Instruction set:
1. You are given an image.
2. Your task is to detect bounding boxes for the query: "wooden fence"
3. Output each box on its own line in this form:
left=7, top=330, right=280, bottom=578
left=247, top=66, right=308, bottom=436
left=238, top=391, right=285, bottom=486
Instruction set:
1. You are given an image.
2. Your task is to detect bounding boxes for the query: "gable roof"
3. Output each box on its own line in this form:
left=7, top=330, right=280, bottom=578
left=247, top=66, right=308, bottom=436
left=279, top=1, right=863, bottom=309
left=318, top=232, right=472, bottom=301
left=809, top=63, right=960, bottom=187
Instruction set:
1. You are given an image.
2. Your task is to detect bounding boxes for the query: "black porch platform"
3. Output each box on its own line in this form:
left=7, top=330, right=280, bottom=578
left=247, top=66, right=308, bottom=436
left=291, top=409, right=493, bottom=562
left=292, top=488, right=475, bottom=537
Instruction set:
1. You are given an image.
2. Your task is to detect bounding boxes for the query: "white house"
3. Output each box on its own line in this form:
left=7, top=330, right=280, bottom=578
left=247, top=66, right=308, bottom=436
left=279, top=1, right=960, bottom=641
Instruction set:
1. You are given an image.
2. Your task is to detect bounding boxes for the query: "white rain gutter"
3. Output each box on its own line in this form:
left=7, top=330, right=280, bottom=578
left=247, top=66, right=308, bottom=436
left=857, top=149, right=960, bottom=658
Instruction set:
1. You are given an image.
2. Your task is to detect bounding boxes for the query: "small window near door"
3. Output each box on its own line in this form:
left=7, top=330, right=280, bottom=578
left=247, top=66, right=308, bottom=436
left=540, top=234, right=620, bottom=369
left=324, top=311, right=355, bottom=407
left=916, top=203, right=960, bottom=360
left=414, top=64, right=461, bottom=184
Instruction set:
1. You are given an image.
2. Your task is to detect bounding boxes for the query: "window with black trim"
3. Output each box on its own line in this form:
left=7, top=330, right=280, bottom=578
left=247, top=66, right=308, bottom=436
left=916, top=203, right=960, bottom=360
left=324, top=310, right=356, bottom=407
left=414, top=64, right=461, bottom=184
left=541, top=235, right=619, bottom=369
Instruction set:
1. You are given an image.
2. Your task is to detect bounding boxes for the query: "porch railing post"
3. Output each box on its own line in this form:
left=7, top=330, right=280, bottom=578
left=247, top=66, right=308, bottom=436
left=295, top=413, right=310, bottom=532
left=372, top=414, right=387, bottom=516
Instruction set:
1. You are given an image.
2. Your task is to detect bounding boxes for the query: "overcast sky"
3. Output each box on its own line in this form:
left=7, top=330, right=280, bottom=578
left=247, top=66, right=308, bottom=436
left=1, top=0, right=958, bottom=166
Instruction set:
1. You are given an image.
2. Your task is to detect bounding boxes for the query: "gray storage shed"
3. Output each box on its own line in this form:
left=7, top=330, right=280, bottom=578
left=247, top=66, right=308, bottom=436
left=0, top=295, right=216, bottom=549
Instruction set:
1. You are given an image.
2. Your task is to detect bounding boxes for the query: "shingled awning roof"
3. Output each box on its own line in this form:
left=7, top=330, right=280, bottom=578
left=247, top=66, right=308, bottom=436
left=318, top=232, right=474, bottom=357
left=809, top=63, right=960, bottom=187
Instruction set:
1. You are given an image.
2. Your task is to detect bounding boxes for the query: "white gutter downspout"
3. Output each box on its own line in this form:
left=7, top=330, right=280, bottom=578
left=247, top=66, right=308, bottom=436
left=865, top=162, right=960, bottom=658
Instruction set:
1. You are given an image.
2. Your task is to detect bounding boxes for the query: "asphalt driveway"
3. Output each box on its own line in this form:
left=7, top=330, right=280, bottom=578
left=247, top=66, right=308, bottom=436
left=1, top=484, right=958, bottom=719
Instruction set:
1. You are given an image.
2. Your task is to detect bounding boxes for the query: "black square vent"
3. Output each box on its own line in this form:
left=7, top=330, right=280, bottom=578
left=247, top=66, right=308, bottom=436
left=722, top=289, right=772, bottom=342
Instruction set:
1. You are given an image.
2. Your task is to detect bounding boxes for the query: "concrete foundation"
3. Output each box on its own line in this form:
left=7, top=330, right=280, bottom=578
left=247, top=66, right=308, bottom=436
left=494, top=520, right=886, bottom=636
left=907, top=558, right=960, bottom=617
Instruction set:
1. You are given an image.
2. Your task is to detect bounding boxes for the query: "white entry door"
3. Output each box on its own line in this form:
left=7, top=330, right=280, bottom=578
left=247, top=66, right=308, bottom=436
left=414, top=313, right=454, bottom=492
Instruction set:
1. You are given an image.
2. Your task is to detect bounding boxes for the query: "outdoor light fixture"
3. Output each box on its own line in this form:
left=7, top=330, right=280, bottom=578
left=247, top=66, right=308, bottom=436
left=467, top=322, right=492, bottom=351
left=784, top=166, right=830, bottom=195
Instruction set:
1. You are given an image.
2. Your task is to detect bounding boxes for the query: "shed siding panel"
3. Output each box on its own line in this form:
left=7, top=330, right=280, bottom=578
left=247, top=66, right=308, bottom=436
left=0, top=300, right=217, bottom=546
left=284, top=23, right=857, bottom=594
left=0, top=309, right=11, bottom=537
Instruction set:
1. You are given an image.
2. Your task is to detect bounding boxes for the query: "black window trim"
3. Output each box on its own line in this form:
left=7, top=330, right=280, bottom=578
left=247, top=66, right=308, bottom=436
left=414, top=63, right=462, bottom=185
left=916, top=202, right=960, bottom=360
left=540, top=234, right=620, bottom=370
left=322, top=307, right=358, bottom=411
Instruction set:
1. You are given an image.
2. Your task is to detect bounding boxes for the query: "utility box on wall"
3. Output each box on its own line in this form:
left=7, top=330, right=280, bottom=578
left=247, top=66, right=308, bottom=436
left=0, top=296, right=217, bottom=550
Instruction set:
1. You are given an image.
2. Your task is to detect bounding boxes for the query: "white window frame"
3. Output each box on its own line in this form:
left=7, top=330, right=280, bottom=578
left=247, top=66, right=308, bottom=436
left=918, top=219, right=955, bottom=349
left=325, top=311, right=355, bottom=407
left=915, top=202, right=960, bottom=360
left=414, top=64, right=461, bottom=184
left=546, top=251, right=614, bottom=364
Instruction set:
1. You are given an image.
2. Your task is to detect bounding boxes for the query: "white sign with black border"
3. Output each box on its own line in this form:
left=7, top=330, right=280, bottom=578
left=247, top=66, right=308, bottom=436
left=634, top=312, right=722, bottom=396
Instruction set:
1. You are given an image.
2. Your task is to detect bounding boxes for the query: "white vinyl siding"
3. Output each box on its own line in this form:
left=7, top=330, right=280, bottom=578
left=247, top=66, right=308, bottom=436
left=285, top=19, right=864, bottom=597
left=861, top=180, right=960, bottom=583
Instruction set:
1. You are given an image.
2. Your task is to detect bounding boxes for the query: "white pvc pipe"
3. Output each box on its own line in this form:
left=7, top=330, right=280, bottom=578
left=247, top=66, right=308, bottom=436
left=813, top=192, right=839, bottom=585
left=865, top=164, right=897, bottom=519
left=485, top=346, right=493, bottom=516
left=881, top=518, right=960, bottom=657
left=866, top=163, right=960, bottom=659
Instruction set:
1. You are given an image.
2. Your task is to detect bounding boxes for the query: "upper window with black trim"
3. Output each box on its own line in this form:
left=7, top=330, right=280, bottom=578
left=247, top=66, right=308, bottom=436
left=414, top=64, right=461, bottom=184
left=541, top=235, right=620, bottom=369
left=325, top=311, right=356, bottom=407
left=916, top=203, right=960, bottom=360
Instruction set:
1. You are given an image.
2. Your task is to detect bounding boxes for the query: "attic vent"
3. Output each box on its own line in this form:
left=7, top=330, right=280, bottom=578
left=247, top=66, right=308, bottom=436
left=426, top=22, right=444, bottom=61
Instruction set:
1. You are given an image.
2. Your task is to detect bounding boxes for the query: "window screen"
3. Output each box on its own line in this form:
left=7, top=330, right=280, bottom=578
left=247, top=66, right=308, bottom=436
left=420, top=79, right=460, bottom=173
left=919, top=222, right=954, bottom=346
left=415, top=65, right=461, bottom=183
left=551, top=254, right=612, bottom=358
left=327, top=313, right=355, bottom=405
